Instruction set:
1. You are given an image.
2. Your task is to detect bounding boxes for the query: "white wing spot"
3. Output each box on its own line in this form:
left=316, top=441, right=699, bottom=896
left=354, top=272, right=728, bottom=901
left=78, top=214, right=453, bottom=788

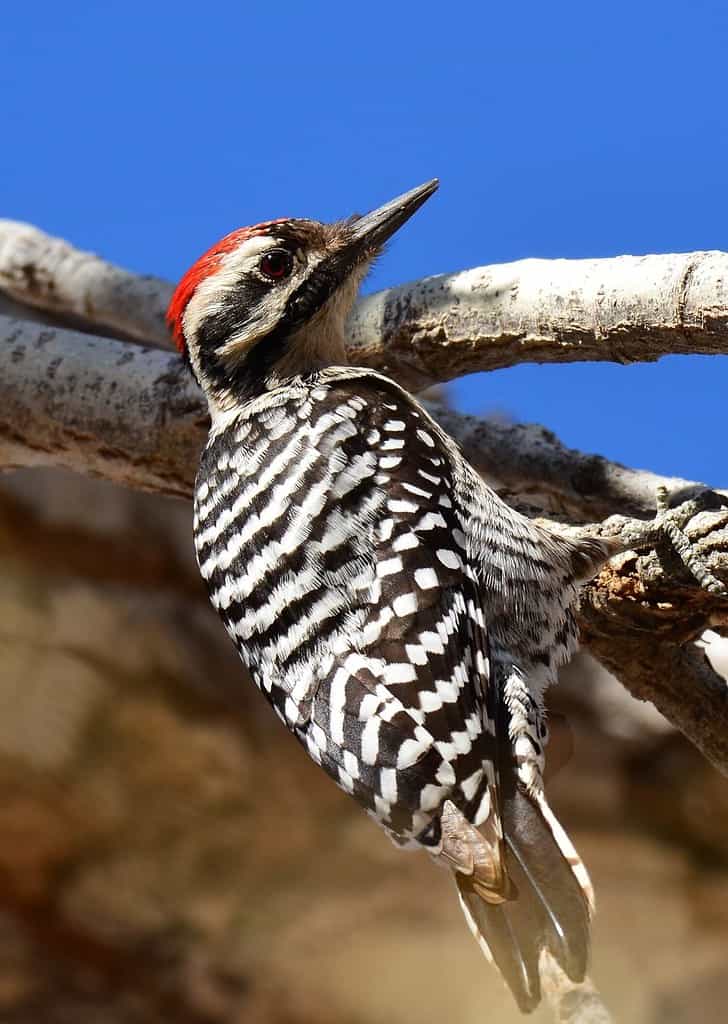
left=343, top=750, right=360, bottom=780
left=377, top=556, right=403, bottom=577
left=384, top=662, right=418, bottom=684
left=403, top=482, right=432, bottom=499
left=415, top=567, right=439, bottom=590
left=475, top=788, right=492, bottom=826
left=338, top=767, right=354, bottom=794
left=437, top=548, right=462, bottom=570
left=419, top=690, right=444, bottom=713
left=392, top=592, right=418, bottom=617
left=420, top=783, right=448, bottom=811
left=380, top=767, right=398, bottom=803
left=417, top=469, right=441, bottom=485
left=461, top=768, right=484, bottom=802
left=361, top=717, right=381, bottom=764
left=388, top=498, right=419, bottom=514
left=434, top=677, right=459, bottom=703
left=374, top=795, right=391, bottom=821
left=405, top=643, right=428, bottom=665
left=392, top=532, right=419, bottom=552
left=415, top=511, right=447, bottom=531
left=451, top=729, right=473, bottom=755
left=378, top=518, right=395, bottom=541
left=397, top=735, right=430, bottom=769
left=419, top=631, right=445, bottom=654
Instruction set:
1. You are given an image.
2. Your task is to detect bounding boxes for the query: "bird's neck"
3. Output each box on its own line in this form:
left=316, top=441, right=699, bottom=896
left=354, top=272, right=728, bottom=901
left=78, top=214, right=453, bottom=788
left=202, top=318, right=350, bottom=420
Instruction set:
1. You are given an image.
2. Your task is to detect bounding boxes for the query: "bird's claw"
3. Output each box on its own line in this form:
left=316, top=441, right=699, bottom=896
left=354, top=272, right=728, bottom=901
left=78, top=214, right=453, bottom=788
left=605, top=486, right=728, bottom=596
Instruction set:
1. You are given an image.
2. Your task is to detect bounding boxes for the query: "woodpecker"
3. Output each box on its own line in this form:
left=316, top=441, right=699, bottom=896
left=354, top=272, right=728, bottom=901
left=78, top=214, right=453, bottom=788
left=168, top=181, right=615, bottom=1013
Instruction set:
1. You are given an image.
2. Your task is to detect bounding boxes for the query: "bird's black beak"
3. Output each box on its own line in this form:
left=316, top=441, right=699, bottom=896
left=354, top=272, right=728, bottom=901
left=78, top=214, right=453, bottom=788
left=346, top=178, right=439, bottom=256
left=282, top=180, right=438, bottom=334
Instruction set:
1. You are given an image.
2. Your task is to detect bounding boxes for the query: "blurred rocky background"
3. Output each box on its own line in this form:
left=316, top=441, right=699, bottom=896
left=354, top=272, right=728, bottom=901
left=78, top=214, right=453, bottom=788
left=1, top=465, right=727, bottom=1024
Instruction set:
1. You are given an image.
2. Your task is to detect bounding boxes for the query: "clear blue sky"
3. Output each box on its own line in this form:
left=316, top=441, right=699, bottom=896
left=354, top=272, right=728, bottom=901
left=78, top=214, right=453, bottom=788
left=3, top=1, right=726, bottom=485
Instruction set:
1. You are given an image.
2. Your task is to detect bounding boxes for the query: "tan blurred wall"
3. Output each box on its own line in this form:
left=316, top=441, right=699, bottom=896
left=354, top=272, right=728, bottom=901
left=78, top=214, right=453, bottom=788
left=0, top=468, right=727, bottom=1024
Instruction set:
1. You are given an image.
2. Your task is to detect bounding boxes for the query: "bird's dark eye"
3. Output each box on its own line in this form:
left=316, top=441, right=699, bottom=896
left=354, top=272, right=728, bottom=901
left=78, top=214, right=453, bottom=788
left=259, top=250, right=293, bottom=281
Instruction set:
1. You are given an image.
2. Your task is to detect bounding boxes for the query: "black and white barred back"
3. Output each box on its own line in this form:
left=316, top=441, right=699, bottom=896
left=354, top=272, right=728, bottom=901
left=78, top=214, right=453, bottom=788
left=193, top=366, right=610, bottom=1010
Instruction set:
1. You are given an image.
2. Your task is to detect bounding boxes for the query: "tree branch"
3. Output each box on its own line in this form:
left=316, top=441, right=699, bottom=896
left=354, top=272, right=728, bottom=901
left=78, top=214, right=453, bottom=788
left=540, top=955, right=614, bottom=1024
left=2, top=223, right=728, bottom=785
left=582, top=600, right=728, bottom=778
left=2, top=221, right=728, bottom=387
left=427, top=403, right=722, bottom=521
left=0, top=220, right=172, bottom=346
left=1, top=314, right=722, bottom=522
left=0, top=316, right=203, bottom=497
left=3, top=312, right=727, bottom=774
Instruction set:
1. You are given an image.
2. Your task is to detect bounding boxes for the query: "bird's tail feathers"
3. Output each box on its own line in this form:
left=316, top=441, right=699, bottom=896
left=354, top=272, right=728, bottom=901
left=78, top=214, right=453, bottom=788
left=454, top=784, right=591, bottom=1013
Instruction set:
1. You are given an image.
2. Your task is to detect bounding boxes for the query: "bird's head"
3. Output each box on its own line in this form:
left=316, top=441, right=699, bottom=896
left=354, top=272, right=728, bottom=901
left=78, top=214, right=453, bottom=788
left=167, top=180, right=438, bottom=411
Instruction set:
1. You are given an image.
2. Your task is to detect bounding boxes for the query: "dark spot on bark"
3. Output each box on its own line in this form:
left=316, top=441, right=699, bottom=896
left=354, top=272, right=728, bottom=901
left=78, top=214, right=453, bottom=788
left=46, top=356, right=63, bottom=380
left=19, top=263, right=38, bottom=290
left=96, top=444, right=128, bottom=460
left=10, top=347, right=25, bottom=363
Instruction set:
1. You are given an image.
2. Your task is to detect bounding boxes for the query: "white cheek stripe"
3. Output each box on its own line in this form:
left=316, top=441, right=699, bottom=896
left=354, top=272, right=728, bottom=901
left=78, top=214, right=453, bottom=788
left=182, top=234, right=301, bottom=379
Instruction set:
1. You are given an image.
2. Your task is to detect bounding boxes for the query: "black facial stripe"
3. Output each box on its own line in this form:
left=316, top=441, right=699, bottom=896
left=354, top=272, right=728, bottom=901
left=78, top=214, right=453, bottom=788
left=196, top=273, right=282, bottom=396
left=251, top=247, right=359, bottom=361
left=196, top=274, right=270, bottom=353
left=194, top=231, right=361, bottom=400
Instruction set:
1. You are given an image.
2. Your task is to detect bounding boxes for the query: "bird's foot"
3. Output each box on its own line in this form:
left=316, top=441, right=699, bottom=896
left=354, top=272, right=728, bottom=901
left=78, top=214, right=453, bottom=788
left=603, top=486, right=728, bottom=596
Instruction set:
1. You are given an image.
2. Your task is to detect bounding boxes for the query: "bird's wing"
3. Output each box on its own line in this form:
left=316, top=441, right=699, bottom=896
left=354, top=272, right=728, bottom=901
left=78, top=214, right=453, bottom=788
left=281, top=377, right=502, bottom=853
left=196, top=373, right=591, bottom=1009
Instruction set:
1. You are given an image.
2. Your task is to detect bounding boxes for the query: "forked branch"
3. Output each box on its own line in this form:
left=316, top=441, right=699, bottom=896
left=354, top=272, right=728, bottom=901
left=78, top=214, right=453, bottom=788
left=1, top=224, right=727, bottom=781
left=2, top=220, right=728, bottom=387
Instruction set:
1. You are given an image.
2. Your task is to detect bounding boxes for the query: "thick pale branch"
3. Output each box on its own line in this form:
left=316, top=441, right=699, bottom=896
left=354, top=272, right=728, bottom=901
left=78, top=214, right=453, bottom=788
left=2, top=225, right=728, bottom=781
left=0, top=220, right=172, bottom=345
left=0, top=316, right=203, bottom=497
left=428, top=403, right=711, bottom=520
left=0, top=314, right=718, bottom=522
left=2, top=221, right=728, bottom=386
left=582, top=604, right=728, bottom=778
left=2, top=223, right=728, bottom=1023
left=348, top=250, right=728, bottom=386
left=3, top=314, right=727, bottom=776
